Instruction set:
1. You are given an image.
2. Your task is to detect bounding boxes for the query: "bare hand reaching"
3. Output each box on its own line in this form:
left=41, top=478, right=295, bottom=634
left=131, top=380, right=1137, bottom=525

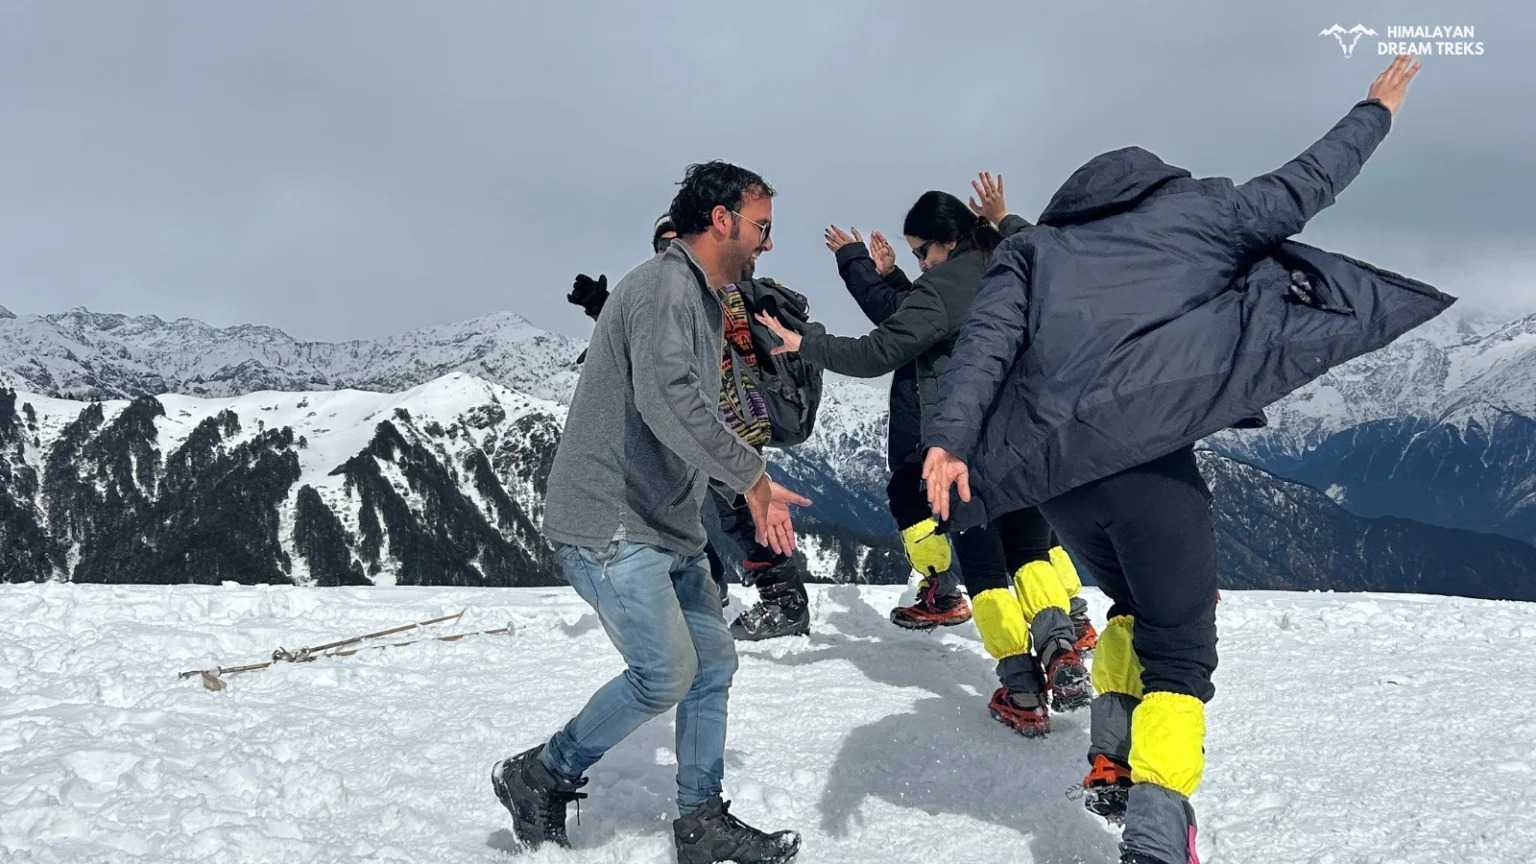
left=765, top=481, right=812, bottom=554
left=753, top=311, right=802, bottom=354
left=869, top=231, right=897, bottom=276
left=921, top=446, right=971, bottom=523
left=745, top=475, right=810, bottom=555
left=1368, top=53, right=1422, bottom=115
left=744, top=475, right=778, bottom=552
left=968, top=172, right=1007, bottom=226
left=825, top=225, right=863, bottom=253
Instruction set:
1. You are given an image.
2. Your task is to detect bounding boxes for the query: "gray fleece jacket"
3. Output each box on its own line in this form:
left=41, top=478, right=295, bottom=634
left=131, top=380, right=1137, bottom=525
left=541, top=239, right=767, bottom=556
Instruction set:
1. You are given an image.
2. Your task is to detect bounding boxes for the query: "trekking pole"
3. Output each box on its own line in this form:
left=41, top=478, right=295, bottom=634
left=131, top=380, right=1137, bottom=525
left=322, top=621, right=516, bottom=658
left=269, top=609, right=467, bottom=662
left=178, top=608, right=469, bottom=690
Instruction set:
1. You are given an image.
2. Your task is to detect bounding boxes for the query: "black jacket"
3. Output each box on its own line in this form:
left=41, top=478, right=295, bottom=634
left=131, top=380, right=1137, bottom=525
left=801, top=215, right=1031, bottom=447
left=831, top=243, right=922, bottom=469
left=929, top=100, right=1456, bottom=531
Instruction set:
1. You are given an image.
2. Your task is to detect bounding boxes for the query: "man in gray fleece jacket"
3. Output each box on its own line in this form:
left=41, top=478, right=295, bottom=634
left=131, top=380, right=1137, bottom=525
left=492, top=161, right=802, bottom=864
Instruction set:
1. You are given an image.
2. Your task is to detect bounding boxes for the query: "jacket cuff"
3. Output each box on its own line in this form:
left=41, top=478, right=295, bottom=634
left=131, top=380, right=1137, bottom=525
left=926, top=428, right=977, bottom=464
left=797, top=332, right=827, bottom=368
left=724, top=456, right=767, bottom=496
left=834, top=242, right=872, bottom=272
left=1352, top=98, right=1393, bottom=129
left=997, top=214, right=1033, bottom=237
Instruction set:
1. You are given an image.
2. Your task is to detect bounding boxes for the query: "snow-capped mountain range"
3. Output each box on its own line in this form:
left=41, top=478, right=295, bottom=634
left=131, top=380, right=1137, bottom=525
left=1209, top=308, right=1536, bottom=545
left=1212, top=308, right=1536, bottom=457
left=7, top=303, right=1533, bottom=470
left=0, top=305, right=894, bottom=531
left=2, top=303, right=1534, bottom=596
left=0, top=374, right=906, bottom=587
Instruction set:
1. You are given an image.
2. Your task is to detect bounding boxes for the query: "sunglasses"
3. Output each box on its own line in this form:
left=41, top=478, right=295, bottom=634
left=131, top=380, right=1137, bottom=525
left=912, top=239, right=937, bottom=262
left=731, top=210, right=772, bottom=246
left=654, top=236, right=675, bottom=253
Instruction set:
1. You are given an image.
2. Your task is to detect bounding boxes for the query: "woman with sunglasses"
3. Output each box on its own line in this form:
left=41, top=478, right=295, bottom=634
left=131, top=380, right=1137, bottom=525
left=756, top=174, right=1093, bottom=735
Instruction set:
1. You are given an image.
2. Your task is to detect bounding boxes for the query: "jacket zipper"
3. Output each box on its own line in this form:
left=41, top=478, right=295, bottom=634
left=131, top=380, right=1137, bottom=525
left=670, top=471, right=697, bottom=508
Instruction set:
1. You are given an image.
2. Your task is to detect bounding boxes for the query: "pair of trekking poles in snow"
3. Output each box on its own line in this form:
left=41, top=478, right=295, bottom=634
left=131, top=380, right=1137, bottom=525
left=177, top=608, right=516, bottom=691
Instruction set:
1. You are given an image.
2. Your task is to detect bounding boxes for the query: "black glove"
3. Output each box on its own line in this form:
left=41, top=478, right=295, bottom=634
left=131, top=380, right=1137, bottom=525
left=568, top=273, right=609, bottom=319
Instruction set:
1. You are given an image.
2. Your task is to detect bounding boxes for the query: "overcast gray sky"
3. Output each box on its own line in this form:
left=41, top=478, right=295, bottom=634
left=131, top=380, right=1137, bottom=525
left=2, top=0, right=1531, bottom=342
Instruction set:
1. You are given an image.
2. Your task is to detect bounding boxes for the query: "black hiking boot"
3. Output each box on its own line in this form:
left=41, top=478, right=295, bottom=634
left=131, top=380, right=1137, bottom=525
left=729, top=560, right=810, bottom=641
left=674, top=796, right=801, bottom=864
left=490, top=745, right=589, bottom=850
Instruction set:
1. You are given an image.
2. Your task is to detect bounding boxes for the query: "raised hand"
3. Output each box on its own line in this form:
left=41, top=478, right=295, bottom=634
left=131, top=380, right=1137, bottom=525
left=825, top=225, right=864, bottom=253
left=869, top=231, right=897, bottom=276
left=967, top=172, right=1007, bottom=226
left=1368, top=52, right=1422, bottom=115
left=568, top=273, right=609, bottom=318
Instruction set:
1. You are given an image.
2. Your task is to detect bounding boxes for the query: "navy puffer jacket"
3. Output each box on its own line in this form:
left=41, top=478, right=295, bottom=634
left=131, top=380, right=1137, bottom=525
left=929, top=99, right=1456, bottom=531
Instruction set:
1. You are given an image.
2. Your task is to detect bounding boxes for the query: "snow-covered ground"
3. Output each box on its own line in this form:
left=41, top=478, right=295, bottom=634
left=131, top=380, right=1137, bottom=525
left=2, top=583, right=1534, bottom=864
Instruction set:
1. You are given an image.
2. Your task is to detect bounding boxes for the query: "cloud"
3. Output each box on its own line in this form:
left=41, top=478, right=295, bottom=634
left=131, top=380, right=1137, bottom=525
left=1, top=0, right=1531, bottom=342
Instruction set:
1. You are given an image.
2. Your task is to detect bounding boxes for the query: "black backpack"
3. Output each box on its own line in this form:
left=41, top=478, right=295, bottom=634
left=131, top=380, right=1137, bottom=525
left=735, top=278, right=824, bottom=448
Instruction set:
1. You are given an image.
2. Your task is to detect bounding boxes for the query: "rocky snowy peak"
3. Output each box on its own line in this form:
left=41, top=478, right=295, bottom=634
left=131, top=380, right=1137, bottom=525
left=0, top=374, right=569, bottom=586
left=0, top=307, right=585, bottom=404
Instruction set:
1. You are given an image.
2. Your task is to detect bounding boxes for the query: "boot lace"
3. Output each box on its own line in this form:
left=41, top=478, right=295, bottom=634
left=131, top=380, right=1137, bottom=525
left=544, top=775, right=590, bottom=834
left=714, top=801, right=764, bottom=844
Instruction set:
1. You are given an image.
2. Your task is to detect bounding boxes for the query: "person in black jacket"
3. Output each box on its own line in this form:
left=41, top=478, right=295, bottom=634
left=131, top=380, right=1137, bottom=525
left=924, top=55, right=1439, bottom=864
left=569, top=213, right=818, bottom=643
left=821, top=224, right=970, bottom=631
left=756, top=176, right=1093, bottom=735
left=824, top=222, right=1101, bottom=652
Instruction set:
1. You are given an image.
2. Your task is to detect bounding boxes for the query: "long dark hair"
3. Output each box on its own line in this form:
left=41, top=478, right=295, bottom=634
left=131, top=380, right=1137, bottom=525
left=902, top=190, right=1003, bottom=261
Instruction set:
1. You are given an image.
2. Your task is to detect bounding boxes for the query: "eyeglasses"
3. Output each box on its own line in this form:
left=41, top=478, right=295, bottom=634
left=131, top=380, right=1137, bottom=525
left=731, top=210, right=772, bottom=246
left=654, top=236, right=674, bottom=253
left=912, top=239, right=937, bottom=262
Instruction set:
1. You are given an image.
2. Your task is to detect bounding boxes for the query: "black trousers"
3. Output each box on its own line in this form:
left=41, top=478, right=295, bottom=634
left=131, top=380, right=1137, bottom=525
left=886, top=461, right=933, bottom=532
left=707, top=486, right=807, bottom=603
left=1038, top=446, right=1218, bottom=701
left=950, top=506, right=1054, bottom=595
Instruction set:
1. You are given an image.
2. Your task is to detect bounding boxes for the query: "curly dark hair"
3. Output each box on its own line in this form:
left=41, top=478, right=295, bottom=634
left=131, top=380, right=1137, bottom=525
left=903, top=190, right=1003, bottom=260
left=668, top=161, right=776, bottom=238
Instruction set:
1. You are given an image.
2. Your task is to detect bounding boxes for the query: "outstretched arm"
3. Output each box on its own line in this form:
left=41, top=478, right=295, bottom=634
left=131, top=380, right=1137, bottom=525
left=755, top=283, right=948, bottom=379
left=1230, top=54, right=1421, bottom=255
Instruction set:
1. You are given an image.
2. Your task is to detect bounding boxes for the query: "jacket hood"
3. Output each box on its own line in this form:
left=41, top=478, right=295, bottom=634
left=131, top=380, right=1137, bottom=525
left=1038, top=147, right=1192, bottom=227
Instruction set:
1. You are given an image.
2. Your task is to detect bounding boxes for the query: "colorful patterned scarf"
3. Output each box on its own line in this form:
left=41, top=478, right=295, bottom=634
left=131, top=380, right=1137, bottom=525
left=719, top=283, right=773, bottom=448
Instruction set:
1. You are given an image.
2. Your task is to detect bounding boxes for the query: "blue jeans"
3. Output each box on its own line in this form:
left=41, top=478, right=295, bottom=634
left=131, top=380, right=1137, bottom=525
left=539, top=540, right=739, bottom=812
